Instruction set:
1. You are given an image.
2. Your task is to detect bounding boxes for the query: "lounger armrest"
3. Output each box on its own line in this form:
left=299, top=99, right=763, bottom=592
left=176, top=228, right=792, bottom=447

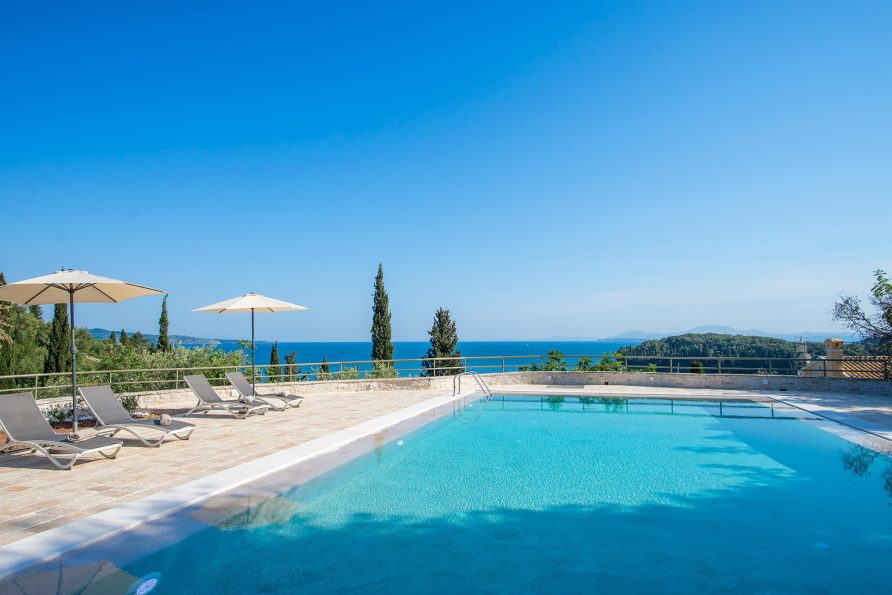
left=70, top=435, right=123, bottom=450
left=38, top=435, right=122, bottom=452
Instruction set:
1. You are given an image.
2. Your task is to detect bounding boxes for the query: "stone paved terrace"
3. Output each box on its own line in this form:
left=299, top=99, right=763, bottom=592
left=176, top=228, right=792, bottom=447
left=0, top=388, right=444, bottom=549
left=2, top=381, right=892, bottom=552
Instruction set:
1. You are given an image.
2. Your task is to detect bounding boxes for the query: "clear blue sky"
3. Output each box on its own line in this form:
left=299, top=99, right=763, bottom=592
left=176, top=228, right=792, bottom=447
left=1, top=1, right=890, bottom=341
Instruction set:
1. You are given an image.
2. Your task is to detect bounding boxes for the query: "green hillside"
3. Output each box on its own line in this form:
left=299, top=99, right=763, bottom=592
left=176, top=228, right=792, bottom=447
left=618, top=333, right=876, bottom=374
left=88, top=328, right=214, bottom=346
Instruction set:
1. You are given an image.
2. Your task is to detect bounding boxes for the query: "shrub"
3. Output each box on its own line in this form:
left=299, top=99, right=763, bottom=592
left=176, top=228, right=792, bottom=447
left=97, top=345, right=244, bottom=393
left=574, top=356, right=595, bottom=372
left=335, top=366, right=360, bottom=380
left=119, top=394, right=140, bottom=413
left=44, top=403, right=72, bottom=425
left=520, top=350, right=568, bottom=371
left=592, top=352, right=626, bottom=372
left=632, top=362, right=658, bottom=374
left=368, top=363, right=397, bottom=379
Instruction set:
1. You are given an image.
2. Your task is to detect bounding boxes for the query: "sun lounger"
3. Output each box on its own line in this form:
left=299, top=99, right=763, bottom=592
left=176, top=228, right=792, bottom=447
left=78, top=385, right=195, bottom=447
left=0, top=392, right=122, bottom=470
left=184, top=374, right=270, bottom=418
left=225, top=371, right=304, bottom=410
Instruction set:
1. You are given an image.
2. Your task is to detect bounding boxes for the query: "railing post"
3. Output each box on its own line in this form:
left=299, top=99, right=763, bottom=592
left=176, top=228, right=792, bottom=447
left=717, top=359, right=722, bottom=374
left=432, top=359, right=437, bottom=377
left=768, top=360, right=773, bottom=375
left=501, top=357, right=505, bottom=373
left=669, top=357, right=673, bottom=373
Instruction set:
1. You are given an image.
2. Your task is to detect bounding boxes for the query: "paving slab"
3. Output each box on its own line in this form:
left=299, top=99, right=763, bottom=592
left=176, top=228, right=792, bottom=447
left=0, top=388, right=444, bottom=549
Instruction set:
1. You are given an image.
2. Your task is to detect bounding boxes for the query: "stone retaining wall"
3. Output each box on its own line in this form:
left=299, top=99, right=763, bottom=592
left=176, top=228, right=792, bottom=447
left=31, top=371, right=891, bottom=413
left=32, top=374, right=459, bottom=413
left=481, top=371, right=892, bottom=395
left=131, top=374, right=458, bottom=411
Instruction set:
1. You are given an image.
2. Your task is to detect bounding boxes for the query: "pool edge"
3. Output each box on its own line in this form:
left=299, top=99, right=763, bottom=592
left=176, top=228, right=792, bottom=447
left=0, top=391, right=469, bottom=582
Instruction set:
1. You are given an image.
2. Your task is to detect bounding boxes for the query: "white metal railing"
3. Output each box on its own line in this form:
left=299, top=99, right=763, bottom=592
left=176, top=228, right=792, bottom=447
left=0, top=354, right=887, bottom=398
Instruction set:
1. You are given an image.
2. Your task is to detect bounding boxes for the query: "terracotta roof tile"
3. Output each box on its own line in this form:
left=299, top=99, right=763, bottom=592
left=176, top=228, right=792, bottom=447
left=842, top=357, right=889, bottom=380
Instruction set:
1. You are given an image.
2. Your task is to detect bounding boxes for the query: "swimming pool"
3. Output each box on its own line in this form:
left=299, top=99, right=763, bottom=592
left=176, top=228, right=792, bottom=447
left=5, top=395, right=892, bottom=594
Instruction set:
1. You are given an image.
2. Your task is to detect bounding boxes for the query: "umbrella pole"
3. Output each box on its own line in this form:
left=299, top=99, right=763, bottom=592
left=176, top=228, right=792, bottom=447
left=251, top=308, right=256, bottom=396
left=69, top=289, right=78, bottom=434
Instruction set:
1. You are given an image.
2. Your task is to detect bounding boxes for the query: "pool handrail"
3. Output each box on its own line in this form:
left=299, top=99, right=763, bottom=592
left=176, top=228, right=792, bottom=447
left=453, top=371, right=493, bottom=399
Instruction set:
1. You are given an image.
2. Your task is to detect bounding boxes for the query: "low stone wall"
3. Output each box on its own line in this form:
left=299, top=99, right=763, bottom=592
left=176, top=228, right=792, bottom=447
left=131, top=375, right=458, bottom=411
left=479, top=371, right=892, bottom=395
left=33, top=374, right=460, bottom=413
left=32, top=370, right=890, bottom=414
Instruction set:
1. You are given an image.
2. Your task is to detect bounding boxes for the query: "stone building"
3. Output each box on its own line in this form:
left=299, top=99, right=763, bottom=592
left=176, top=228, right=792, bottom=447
left=798, top=338, right=886, bottom=379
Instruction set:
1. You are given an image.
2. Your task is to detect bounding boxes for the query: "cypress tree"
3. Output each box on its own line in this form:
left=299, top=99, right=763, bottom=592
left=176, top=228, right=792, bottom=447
left=0, top=273, right=12, bottom=381
left=157, top=295, right=170, bottom=352
left=284, top=351, right=297, bottom=381
left=120, top=328, right=129, bottom=346
left=421, top=308, right=463, bottom=377
left=0, top=329, right=12, bottom=384
left=317, top=356, right=331, bottom=380
left=131, top=331, right=146, bottom=349
left=268, top=341, right=280, bottom=382
left=0, top=271, right=12, bottom=352
left=44, top=304, right=71, bottom=374
left=0, top=272, right=10, bottom=347
left=370, top=264, right=394, bottom=363
left=108, top=330, right=117, bottom=346
left=28, top=305, right=43, bottom=319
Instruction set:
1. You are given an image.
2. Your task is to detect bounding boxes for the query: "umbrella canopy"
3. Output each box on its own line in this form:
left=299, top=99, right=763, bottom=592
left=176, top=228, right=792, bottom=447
left=194, top=293, right=308, bottom=395
left=0, top=270, right=164, bottom=432
left=193, top=292, right=309, bottom=314
left=0, top=270, right=163, bottom=305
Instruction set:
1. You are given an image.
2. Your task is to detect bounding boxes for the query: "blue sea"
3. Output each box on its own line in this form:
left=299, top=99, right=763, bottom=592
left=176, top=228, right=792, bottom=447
left=207, top=340, right=639, bottom=375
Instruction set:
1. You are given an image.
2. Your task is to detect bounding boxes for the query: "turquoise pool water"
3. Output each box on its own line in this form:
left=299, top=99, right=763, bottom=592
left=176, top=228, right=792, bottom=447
left=12, top=396, right=892, bottom=594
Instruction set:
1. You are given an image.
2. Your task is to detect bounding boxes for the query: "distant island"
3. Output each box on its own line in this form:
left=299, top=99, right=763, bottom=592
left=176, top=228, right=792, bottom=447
left=621, top=332, right=873, bottom=360
left=604, top=326, right=857, bottom=343
left=88, top=328, right=220, bottom=346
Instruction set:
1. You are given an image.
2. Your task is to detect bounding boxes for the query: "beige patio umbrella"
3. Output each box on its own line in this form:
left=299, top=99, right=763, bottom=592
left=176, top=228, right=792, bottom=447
left=193, top=293, right=308, bottom=395
left=0, top=270, right=164, bottom=432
